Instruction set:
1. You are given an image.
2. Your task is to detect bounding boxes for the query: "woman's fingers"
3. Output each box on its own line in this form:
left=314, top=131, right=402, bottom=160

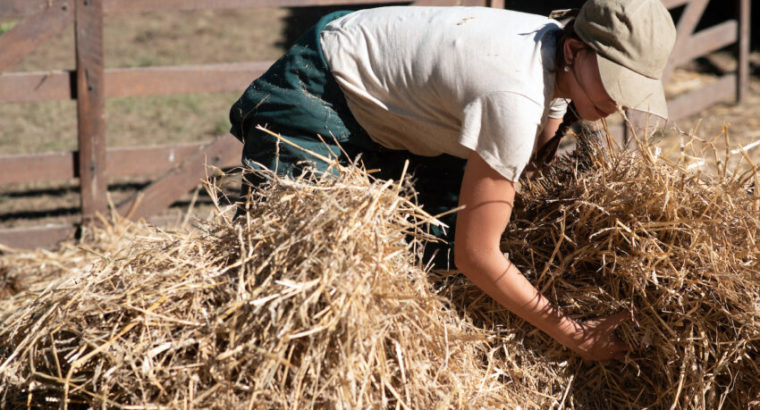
left=575, top=309, right=636, bottom=362
left=611, top=340, right=629, bottom=353
left=604, top=311, right=632, bottom=355
left=603, top=309, right=633, bottom=329
left=611, top=350, right=628, bottom=361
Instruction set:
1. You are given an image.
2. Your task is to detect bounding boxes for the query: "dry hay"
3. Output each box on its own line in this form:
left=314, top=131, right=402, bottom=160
left=499, top=127, right=760, bottom=408
left=0, top=161, right=526, bottom=409
left=0, top=266, right=15, bottom=299
left=0, top=126, right=759, bottom=409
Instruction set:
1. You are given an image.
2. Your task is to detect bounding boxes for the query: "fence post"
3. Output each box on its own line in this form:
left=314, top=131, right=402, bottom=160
left=737, top=0, right=750, bottom=103
left=75, top=0, right=107, bottom=224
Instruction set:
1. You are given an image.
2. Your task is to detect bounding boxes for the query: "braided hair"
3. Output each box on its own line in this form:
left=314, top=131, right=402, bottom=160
left=530, top=17, right=581, bottom=169
left=533, top=102, right=579, bottom=167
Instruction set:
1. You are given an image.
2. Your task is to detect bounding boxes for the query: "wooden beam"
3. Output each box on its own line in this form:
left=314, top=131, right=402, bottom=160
left=0, top=214, right=195, bottom=250
left=414, top=0, right=487, bottom=4
left=673, top=0, right=710, bottom=38
left=0, top=62, right=270, bottom=103
left=611, top=74, right=734, bottom=146
left=736, top=0, right=750, bottom=103
left=0, top=0, right=73, bottom=73
left=0, top=70, right=74, bottom=103
left=661, top=0, right=691, bottom=9
left=0, top=224, right=77, bottom=250
left=666, top=74, right=736, bottom=121
left=0, top=140, right=241, bottom=185
left=102, top=0, right=414, bottom=15
left=664, top=0, right=709, bottom=81
left=1, top=0, right=417, bottom=18
left=117, top=135, right=241, bottom=220
left=75, top=0, right=108, bottom=224
left=105, top=140, right=241, bottom=178
left=106, top=62, right=270, bottom=97
left=0, top=0, right=49, bottom=20
left=0, top=151, right=75, bottom=185
left=671, top=20, right=737, bottom=67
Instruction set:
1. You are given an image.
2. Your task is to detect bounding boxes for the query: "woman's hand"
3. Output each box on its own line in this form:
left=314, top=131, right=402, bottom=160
left=571, top=310, right=632, bottom=363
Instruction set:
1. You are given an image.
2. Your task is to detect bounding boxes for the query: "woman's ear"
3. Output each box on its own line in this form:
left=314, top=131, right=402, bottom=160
left=563, top=38, right=586, bottom=67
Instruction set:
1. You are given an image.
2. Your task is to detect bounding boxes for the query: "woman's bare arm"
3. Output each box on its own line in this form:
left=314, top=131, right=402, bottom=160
left=454, top=152, right=629, bottom=362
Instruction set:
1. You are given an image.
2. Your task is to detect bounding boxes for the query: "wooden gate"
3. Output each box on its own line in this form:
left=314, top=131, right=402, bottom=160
left=0, top=0, right=751, bottom=250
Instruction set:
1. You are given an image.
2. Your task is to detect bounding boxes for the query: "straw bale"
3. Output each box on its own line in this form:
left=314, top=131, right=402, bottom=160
left=0, top=162, right=532, bottom=409
left=1, top=126, right=759, bottom=409
left=0, top=266, right=14, bottom=299
left=499, top=127, right=760, bottom=409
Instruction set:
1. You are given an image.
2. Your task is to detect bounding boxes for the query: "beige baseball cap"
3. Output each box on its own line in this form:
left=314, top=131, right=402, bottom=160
left=574, top=0, right=677, bottom=119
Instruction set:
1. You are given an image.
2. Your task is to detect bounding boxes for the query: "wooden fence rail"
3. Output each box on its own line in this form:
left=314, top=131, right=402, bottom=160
left=0, top=0, right=751, bottom=249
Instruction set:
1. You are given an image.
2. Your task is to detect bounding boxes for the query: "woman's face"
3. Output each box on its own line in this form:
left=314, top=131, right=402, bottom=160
left=563, top=42, right=618, bottom=121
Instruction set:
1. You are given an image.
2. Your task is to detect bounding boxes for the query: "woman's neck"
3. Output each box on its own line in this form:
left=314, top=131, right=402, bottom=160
left=553, top=69, right=571, bottom=100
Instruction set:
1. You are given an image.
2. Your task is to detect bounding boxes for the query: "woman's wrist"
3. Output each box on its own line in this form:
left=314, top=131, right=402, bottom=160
left=551, top=316, right=587, bottom=354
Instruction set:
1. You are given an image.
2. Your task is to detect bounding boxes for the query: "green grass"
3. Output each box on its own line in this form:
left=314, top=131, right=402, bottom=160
left=0, top=21, right=15, bottom=35
left=214, top=117, right=231, bottom=135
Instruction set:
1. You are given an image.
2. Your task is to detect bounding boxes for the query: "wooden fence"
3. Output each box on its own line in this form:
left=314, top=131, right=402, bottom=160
left=614, top=0, right=752, bottom=141
left=0, top=0, right=751, bottom=250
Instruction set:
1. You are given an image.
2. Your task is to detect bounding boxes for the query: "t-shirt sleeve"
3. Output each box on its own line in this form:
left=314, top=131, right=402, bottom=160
left=458, top=92, right=542, bottom=182
left=548, top=97, right=569, bottom=119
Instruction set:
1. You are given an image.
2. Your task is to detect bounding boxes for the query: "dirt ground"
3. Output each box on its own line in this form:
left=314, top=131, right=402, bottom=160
left=1, top=7, right=759, bottom=232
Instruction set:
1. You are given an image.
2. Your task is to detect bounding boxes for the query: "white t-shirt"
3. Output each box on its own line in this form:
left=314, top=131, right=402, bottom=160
left=320, top=6, right=567, bottom=181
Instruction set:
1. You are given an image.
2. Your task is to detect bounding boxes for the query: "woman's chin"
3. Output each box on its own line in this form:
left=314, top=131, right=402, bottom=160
left=576, top=106, right=605, bottom=121
left=579, top=112, right=601, bottom=122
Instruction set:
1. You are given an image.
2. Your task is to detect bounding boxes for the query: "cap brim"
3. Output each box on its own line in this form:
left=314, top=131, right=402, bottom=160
left=596, top=54, right=669, bottom=120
